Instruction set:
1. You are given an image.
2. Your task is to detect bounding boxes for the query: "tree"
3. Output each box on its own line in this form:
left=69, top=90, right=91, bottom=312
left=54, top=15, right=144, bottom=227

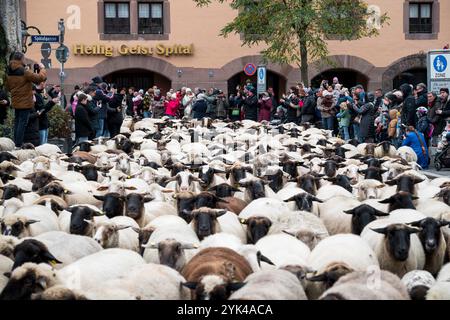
left=192, top=0, right=389, bottom=84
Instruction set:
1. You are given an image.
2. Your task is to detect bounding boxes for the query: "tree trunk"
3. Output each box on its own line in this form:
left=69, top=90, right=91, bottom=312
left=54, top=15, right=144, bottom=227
left=299, top=38, right=309, bottom=85
left=0, top=0, right=21, bottom=86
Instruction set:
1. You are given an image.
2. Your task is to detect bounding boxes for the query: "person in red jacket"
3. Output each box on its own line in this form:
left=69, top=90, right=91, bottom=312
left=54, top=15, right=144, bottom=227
left=164, top=93, right=180, bottom=118
left=258, top=92, right=273, bottom=122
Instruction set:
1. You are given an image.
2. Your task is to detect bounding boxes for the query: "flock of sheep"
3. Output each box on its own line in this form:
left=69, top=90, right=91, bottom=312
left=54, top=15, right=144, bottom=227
left=0, top=117, right=450, bottom=300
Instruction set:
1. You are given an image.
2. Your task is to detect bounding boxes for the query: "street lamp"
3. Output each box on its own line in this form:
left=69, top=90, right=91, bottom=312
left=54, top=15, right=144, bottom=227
left=58, top=18, right=65, bottom=44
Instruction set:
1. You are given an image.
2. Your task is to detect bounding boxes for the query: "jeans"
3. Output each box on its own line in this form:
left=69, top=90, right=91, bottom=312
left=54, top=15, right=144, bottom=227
left=96, top=119, right=105, bottom=138
left=353, top=124, right=361, bottom=142
left=323, top=117, right=334, bottom=131
left=340, top=126, right=350, bottom=141
left=14, top=109, right=31, bottom=147
left=39, top=129, right=49, bottom=145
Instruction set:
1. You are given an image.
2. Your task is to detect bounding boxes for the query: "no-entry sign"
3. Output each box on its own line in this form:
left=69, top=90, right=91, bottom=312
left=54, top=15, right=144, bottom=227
left=244, top=63, right=257, bottom=76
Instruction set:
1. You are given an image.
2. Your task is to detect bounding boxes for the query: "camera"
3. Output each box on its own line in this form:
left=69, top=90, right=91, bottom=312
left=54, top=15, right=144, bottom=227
left=33, top=64, right=40, bottom=73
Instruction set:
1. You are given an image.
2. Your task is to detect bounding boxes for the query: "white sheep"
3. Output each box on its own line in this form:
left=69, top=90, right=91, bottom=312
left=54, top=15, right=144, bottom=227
left=239, top=197, right=291, bottom=221
left=229, top=269, right=307, bottom=300
left=255, top=233, right=311, bottom=269
left=396, top=146, right=418, bottom=163
left=318, top=196, right=361, bottom=235
left=316, top=184, right=354, bottom=201
left=319, top=270, right=410, bottom=300
left=33, top=231, right=103, bottom=268
left=83, top=263, right=191, bottom=300
left=0, top=138, right=15, bottom=151
left=401, top=270, right=436, bottom=300
left=199, top=232, right=243, bottom=252
left=35, top=144, right=62, bottom=157
left=306, top=234, right=379, bottom=300
left=1, top=205, right=60, bottom=238
left=0, top=255, right=13, bottom=292
left=89, top=216, right=140, bottom=252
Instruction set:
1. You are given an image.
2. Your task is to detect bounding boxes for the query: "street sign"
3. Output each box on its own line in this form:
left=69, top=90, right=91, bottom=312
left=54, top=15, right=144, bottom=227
left=55, top=44, right=69, bottom=64
left=257, top=65, right=266, bottom=96
left=427, top=49, right=450, bottom=94
left=244, top=63, right=257, bottom=76
left=31, top=35, right=60, bottom=43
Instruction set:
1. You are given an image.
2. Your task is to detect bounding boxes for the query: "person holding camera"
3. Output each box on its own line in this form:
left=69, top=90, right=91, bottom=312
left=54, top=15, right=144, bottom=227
left=106, top=86, right=125, bottom=138
left=5, top=52, right=47, bottom=148
left=34, top=82, right=59, bottom=145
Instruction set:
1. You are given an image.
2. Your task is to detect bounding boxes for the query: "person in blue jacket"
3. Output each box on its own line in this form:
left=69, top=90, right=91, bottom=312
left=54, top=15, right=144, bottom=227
left=402, top=125, right=429, bottom=169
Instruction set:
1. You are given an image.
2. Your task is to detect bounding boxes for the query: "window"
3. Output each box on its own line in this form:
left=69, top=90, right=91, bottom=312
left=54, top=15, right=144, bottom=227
left=104, top=2, right=130, bottom=34
left=138, top=2, right=163, bottom=34
left=409, top=2, right=432, bottom=33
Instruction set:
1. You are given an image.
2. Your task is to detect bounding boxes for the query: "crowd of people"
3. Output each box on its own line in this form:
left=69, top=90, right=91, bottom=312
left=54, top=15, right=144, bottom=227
left=3, top=51, right=450, bottom=170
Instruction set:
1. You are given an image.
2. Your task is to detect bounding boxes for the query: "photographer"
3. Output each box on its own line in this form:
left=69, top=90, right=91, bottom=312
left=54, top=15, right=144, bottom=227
left=281, top=87, right=300, bottom=124
left=6, top=52, right=47, bottom=148
left=106, top=86, right=125, bottom=138
left=34, top=83, right=59, bottom=145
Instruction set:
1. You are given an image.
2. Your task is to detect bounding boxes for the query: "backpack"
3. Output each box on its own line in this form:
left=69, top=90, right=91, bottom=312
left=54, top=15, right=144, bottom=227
left=417, top=117, right=434, bottom=138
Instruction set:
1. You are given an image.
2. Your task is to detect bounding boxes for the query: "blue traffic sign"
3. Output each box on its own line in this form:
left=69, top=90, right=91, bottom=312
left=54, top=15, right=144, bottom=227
left=31, top=35, right=60, bottom=43
left=433, top=55, right=447, bottom=72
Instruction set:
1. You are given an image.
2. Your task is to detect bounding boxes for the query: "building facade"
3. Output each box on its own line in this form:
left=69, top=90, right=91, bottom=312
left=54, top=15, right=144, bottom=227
left=20, top=0, right=449, bottom=96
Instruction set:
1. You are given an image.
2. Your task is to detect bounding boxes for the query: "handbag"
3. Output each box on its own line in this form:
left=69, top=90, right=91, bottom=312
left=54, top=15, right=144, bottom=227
left=231, top=108, right=240, bottom=116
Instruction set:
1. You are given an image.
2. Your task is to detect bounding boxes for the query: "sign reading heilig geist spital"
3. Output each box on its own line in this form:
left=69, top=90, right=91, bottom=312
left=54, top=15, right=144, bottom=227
left=428, top=50, right=450, bottom=94
left=73, top=44, right=194, bottom=57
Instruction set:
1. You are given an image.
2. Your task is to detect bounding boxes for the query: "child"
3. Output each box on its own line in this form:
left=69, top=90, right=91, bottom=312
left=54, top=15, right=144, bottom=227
left=336, top=102, right=351, bottom=141
left=387, top=109, right=399, bottom=147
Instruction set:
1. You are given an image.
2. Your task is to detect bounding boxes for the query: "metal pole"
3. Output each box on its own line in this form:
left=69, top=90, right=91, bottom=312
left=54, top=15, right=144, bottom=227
left=60, top=64, right=65, bottom=109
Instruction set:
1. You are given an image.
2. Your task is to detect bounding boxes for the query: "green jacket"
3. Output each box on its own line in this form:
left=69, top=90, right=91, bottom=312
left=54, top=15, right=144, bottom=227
left=337, top=109, right=351, bottom=127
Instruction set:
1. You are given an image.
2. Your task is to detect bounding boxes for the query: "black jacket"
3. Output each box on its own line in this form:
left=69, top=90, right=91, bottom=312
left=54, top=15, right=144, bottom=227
left=34, top=91, right=56, bottom=130
left=300, top=95, right=316, bottom=116
left=48, top=87, right=67, bottom=107
left=107, top=93, right=124, bottom=125
left=85, top=99, right=101, bottom=131
left=399, top=84, right=417, bottom=127
left=74, top=102, right=94, bottom=138
left=23, top=108, right=40, bottom=147
left=0, top=89, right=10, bottom=124
left=93, top=90, right=111, bottom=119
left=243, top=94, right=258, bottom=121
left=192, top=99, right=207, bottom=119
left=415, top=91, right=428, bottom=109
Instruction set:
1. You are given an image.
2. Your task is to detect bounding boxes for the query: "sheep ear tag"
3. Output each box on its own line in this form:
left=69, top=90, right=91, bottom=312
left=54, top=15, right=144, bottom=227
left=49, top=260, right=58, bottom=267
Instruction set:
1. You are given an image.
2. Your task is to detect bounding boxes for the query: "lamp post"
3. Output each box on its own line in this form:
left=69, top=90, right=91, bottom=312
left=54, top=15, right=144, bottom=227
left=56, top=19, right=68, bottom=110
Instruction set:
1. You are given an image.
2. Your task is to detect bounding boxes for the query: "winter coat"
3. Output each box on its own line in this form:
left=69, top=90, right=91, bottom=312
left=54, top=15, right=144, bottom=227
left=415, top=91, right=428, bottom=109
left=402, top=131, right=429, bottom=169
left=204, top=95, right=217, bottom=116
left=399, top=84, right=417, bottom=127
left=318, top=96, right=336, bottom=118
left=353, top=101, right=376, bottom=140
left=192, top=99, right=207, bottom=120
left=5, top=61, right=47, bottom=109
left=74, top=102, right=94, bottom=138
left=428, top=98, right=444, bottom=136
left=152, top=96, right=165, bottom=119
left=107, top=93, right=124, bottom=125
left=284, top=95, right=300, bottom=123
left=243, top=94, right=258, bottom=121
left=441, top=98, right=450, bottom=120
left=388, top=109, right=398, bottom=138
left=337, top=109, right=351, bottom=127
left=34, top=92, right=56, bottom=130
left=84, top=99, right=101, bottom=132
left=216, top=97, right=228, bottom=119
left=23, top=108, right=40, bottom=147
left=165, top=99, right=179, bottom=117
left=258, top=98, right=272, bottom=122
left=93, top=90, right=111, bottom=119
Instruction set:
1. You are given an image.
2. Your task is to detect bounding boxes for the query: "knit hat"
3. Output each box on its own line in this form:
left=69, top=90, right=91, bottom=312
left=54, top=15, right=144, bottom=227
left=440, top=88, right=449, bottom=94
left=385, top=93, right=397, bottom=102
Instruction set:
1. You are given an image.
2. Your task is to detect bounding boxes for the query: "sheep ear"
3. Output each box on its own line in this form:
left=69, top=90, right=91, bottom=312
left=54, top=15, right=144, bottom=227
left=181, top=282, right=198, bottom=290
left=215, top=210, right=227, bottom=217
left=413, top=177, right=425, bottom=184
left=378, top=197, right=393, bottom=204
left=311, top=196, right=323, bottom=203
left=3, top=272, right=11, bottom=278
left=207, top=186, right=218, bottom=192
left=283, top=195, right=297, bottom=202
left=439, top=220, right=450, bottom=227
left=131, top=227, right=141, bottom=234
left=143, top=196, right=154, bottom=202
left=408, top=220, right=422, bottom=228
left=64, top=189, right=72, bottom=195
left=125, top=186, right=137, bottom=191
left=114, top=225, right=130, bottom=231
left=358, top=169, right=367, bottom=174
left=96, top=186, right=109, bottom=192
left=376, top=184, right=386, bottom=189
left=180, top=243, right=198, bottom=250
left=343, top=209, right=355, bottom=215
left=93, top=195, right=105, bottom=201
left=385, top=179, right=397, bottom=186
left=307, top=273, right=328, bottom=282
left=83, top=219, right=95, bottom=225
left=282, top=230, right=296, bottom=237
left=227, top=282, right=246, bottom=291
left=371, top=227, right=388, bottom=235
left=217, top=197, right=229, bottom=204
left=25, top=220, right=40, bottom=226
left=406, top=226, right=421, bottom=234
left=373, top=209, right=389, bottom=217
left=24, top=173, right=35, bottom=180
left=142, top=242, right=158, bottom=249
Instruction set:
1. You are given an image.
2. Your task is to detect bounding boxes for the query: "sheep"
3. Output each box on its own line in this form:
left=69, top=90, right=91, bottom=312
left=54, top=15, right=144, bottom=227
left=426, top=281, right=450, bottom=300
left=401, top=270, right=436, bottom=300
left=0, top=249, right=145, bottom=299
left=188, top=207, right=246, bottom=242
left=31, top=285, right=87, bottom=300
left=0, top=255, right=13, bottom=292
left=0, top=235, right=19, bottom=259
left=33, top=195, right=67, bottom=216
left=374, top=141, right=397, bottom=158
left=319, top=270, right=410, bottom=300
left=83, top=263, right=190, bottom=300
left=0, top=138, right=15, bottom=152
left=353, top=179, right=385, bottom=201
left=88, top=216, right=140, bottom=252
left=255, top=233, right=310, bottom=268
left=199, top=232, right=243, bottom=252
left=361, top=217, right=425, bottom=278
left=142, top=221, right=200, bottom=270
left=306, top=234, right=379, bottom=300
left=181, top=247, right=253, bottom=300
left=318, top=196, right=361, bottom=235
left=239, top=197, right=291, bottom=222
left=1, top=205, right=60, bottom=238
left=58, top=204, right=107, bottom=236
left=35, top=144, right=62, bottom=157
left=316, top=184, right=354, bottom=201
left=33, top=231, right=103, bottom=267
left=396, top=146, right=418, bottom=163
left=229, top=269, right=307, bottom=300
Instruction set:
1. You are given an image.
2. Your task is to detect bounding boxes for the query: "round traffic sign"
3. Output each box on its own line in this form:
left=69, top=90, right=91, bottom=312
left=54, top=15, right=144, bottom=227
left=56, top=44, right=69, bottom=63
left=40, top=43, right=52, bottom=58
left=433, top=55, right=447, bottom=73
left=244, top=63, right=256, bottom=76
